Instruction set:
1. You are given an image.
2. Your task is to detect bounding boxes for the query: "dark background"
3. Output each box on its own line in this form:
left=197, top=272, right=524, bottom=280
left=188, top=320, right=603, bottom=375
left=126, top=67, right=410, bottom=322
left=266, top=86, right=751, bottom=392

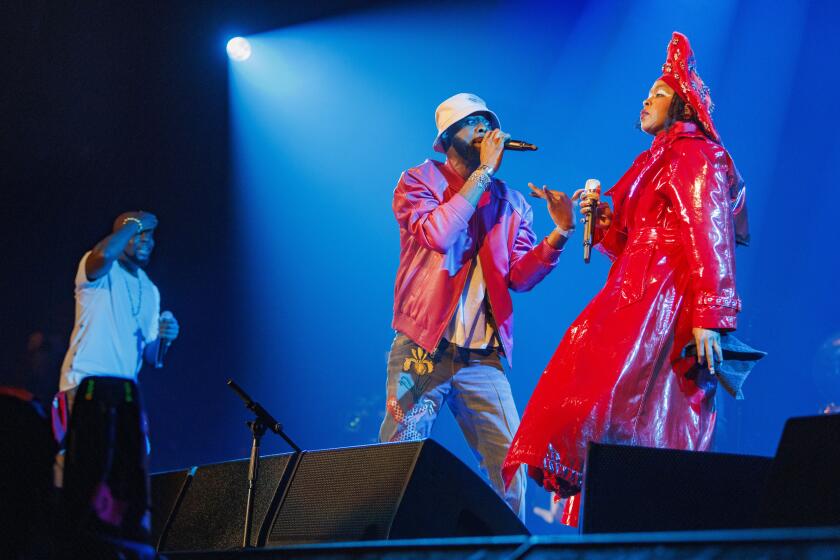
left=1, top=0, right=395, bottom=464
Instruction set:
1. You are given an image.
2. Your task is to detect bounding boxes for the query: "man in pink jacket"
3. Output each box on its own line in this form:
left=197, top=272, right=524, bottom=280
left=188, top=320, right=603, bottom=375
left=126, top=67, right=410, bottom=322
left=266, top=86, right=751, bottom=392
left=379, top=93, right=575, bottom=518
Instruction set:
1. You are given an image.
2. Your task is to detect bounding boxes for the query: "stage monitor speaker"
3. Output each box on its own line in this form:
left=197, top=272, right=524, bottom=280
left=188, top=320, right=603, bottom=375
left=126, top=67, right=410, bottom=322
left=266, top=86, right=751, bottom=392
left=758, top=414, right=840, bottom=528
left=149, top=467, right=192, bottom=549
left=265, top=439, right=527, bottom=546
left=158, top=453, right=293, bottom=552
left=581, top=442, right=773, bottom=534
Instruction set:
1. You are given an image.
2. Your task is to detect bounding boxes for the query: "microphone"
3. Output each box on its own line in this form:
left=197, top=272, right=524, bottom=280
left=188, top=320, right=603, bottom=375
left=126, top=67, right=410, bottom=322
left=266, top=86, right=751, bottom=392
left=155, top=310, right=174, bottom=368
left=582, top=179, right=600, bottom=264
left=504, top=139, right=538, bottom=151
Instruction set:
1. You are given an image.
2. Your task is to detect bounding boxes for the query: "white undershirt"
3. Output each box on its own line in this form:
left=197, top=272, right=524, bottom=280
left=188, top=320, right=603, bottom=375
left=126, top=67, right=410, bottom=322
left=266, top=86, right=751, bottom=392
left=443, top=257, right=497, bottom=349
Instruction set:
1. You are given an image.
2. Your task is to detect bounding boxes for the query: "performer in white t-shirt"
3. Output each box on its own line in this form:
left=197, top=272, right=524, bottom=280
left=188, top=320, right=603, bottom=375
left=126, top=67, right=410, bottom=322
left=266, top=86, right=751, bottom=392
left=59, top=211, right=180, bottom=402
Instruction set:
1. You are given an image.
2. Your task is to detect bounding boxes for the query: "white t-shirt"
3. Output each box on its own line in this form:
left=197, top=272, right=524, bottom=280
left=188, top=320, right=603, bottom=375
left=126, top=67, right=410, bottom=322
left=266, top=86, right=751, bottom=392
left=59, top=252, right=160, bottom=391
left=443, top=257, right=497, bottom=349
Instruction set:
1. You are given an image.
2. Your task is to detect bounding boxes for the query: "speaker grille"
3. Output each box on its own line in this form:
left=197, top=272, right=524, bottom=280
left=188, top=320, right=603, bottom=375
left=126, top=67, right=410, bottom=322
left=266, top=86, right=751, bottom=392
left=162, top=453, right=292, bottom=551
left=267, top=442, right=423, bottom=545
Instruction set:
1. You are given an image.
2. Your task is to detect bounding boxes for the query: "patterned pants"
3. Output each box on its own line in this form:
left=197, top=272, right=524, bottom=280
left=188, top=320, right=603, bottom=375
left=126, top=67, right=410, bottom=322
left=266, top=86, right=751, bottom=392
left=378, top=333, right=526, bottom=520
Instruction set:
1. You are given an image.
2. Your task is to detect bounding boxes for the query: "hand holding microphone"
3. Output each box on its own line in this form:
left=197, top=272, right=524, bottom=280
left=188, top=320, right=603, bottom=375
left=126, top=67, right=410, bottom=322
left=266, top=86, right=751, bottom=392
left=504, top=139, right=538, bottom=151
left=573, top=179, right=602, bottom=264
left=478, top=130, right=539, bottom=175
left=479, top=128, right=511, bottom=175
left=155, top=310, right=180, bottom=368
left=573, top=180, right=615, bottom=263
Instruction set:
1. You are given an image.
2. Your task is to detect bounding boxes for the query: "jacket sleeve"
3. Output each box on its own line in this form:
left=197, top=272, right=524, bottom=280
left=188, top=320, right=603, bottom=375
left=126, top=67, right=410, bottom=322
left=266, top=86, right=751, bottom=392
left=508, top=204, right=563, bottom=292
left=664, top=141, right=740, bottom=330
left=392, top=169, right=476, bottom=253
left=594, top=222, right=627, bottom=262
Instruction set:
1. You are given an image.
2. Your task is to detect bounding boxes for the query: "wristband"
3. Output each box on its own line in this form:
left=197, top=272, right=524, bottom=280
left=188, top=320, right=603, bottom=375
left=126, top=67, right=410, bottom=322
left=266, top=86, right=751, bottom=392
left=554, top=225, right=575, bottom=238
left=122, top=217, right=143, bottom=233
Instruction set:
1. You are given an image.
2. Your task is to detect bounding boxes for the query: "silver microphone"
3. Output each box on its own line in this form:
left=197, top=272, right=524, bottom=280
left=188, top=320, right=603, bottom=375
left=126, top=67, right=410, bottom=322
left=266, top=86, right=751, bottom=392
left=155, top=310, right=174, bottom=368
left=582, top=179, right=600, bottom=264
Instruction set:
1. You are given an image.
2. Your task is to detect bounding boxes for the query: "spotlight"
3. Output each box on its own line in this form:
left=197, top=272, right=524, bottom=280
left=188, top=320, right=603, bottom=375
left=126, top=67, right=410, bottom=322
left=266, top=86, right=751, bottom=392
left=227, top=37, right=251, bottom=61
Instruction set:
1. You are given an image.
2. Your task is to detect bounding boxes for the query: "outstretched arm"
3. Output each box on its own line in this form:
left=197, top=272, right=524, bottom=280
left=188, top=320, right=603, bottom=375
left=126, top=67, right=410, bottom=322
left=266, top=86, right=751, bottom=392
left=528, top=183, right=575, bottom=249
left=508, top=185, right=574, bottom=292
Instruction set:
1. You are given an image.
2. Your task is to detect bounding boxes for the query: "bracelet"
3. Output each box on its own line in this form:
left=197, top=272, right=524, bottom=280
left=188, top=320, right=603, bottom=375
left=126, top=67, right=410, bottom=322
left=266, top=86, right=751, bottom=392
left=554, top=225, right=575, bottom=238
left=478, top=164, right=494, bottom=177
left=122, top=217, right=143, bottom=232
left=468, top=167, right=493, bottom=192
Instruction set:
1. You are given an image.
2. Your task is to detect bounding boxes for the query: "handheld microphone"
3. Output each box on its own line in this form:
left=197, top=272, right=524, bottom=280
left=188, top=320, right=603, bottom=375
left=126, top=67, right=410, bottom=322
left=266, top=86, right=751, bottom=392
left=582, top=179, right=600, bottom=264
left=155, top=310, right=174, bottom=368
left=504, top=139, right=538, bottom=151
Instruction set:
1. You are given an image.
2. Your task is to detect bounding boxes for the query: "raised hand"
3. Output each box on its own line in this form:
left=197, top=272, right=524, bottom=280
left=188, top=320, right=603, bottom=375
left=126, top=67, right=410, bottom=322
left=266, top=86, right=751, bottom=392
left=528, top=183, right=574, bottom=231
left=119, top=211, right=158, bottom=232
left=138, top=212, right=158, bottom=232
left=479, top=128, right=510, bottom=175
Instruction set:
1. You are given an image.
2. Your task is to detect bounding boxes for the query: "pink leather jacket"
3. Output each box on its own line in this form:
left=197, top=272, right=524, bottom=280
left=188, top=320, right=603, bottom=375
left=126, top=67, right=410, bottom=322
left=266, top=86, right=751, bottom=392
left=391, top=159, right=563, bottom=366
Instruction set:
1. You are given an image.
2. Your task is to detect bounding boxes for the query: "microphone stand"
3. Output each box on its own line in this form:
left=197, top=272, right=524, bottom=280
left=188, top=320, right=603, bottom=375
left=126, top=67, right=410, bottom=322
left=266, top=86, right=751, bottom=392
left=227, top=379, right=301, bottom=549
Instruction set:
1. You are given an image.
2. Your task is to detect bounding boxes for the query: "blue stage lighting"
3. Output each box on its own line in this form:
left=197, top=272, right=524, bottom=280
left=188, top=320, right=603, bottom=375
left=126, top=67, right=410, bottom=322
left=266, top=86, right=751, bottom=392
left=227, top=37, right=251, bottom=61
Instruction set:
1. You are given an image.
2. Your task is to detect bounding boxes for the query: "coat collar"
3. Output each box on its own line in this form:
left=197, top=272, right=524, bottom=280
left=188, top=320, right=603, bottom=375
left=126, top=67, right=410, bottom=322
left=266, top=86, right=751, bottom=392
left=650, top=121, right=708, bottom=151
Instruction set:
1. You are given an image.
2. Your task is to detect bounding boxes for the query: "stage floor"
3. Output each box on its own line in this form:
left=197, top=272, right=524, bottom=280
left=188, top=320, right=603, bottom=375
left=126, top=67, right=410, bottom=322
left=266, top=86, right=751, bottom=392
left=164, top=526, right=840, bottom=559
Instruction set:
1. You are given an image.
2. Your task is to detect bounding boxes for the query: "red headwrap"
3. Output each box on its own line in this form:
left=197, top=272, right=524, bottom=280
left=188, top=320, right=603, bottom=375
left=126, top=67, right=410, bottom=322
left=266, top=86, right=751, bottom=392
left=660, top=32, right=750, bottom=244
left=659, top=31, right=720, bottom=144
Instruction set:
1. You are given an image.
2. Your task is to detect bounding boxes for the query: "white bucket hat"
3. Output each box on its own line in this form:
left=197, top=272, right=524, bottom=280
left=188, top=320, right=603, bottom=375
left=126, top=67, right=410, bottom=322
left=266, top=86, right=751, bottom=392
left=433, top=93, right=500, bottom=153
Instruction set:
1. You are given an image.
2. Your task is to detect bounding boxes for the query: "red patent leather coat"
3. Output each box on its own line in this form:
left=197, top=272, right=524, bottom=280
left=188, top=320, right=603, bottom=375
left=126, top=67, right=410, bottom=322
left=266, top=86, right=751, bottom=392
left=502, top=122, right=742, bottom=523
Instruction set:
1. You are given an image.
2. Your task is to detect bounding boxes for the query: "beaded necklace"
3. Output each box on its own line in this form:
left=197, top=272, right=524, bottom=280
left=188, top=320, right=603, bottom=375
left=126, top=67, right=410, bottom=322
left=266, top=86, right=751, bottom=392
left=123, top=268, right=143, bottom=318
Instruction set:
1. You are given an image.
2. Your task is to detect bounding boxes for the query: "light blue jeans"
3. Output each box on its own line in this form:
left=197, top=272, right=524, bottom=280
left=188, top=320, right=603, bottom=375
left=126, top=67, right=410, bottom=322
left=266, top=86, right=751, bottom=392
left=379, top=333, right=526, bottom=520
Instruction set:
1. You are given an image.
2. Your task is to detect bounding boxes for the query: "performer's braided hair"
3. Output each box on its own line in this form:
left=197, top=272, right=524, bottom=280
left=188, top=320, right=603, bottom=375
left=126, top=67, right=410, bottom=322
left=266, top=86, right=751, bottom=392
left=665, top=95, right=709, bottom=139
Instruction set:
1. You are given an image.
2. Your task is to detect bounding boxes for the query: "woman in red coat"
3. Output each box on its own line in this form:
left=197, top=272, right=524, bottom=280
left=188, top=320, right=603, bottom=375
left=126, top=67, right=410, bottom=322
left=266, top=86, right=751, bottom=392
left=503, top=32, right=748, bottom=525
